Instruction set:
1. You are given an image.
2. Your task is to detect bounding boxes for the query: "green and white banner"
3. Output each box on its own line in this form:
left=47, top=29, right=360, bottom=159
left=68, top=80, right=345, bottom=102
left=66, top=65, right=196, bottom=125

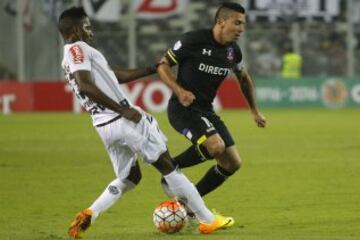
left=255, top=78, right=360, bottom=108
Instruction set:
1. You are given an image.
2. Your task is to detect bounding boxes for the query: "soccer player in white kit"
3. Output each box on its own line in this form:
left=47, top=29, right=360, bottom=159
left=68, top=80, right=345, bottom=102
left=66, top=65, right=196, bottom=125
left=58, top=7, right=231, bottom=238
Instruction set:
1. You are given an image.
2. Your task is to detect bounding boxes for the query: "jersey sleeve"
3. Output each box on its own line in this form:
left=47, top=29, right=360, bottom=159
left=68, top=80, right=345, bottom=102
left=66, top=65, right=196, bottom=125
left=233, top=44, right=245, bottom=72
left=65, top=42, right=92, bottom=73
left=164, top=32, right=195, bottom=66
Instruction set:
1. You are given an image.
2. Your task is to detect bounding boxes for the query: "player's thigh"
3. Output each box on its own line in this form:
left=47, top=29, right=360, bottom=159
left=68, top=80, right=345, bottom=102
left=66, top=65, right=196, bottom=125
left=123, top=110, right=168, bottom=164
left=207, top=114, right=241, bottom=170
left=96, top=118, right=139, bottom=180
left=201, top=133, right=225, bottom=157
left=209, top=113, right=235, bottom=148
left=167, top=103, right=217, bottom=145
left=127, top=161, right=142, bottom=185
left=108, top=144, right=139, bottom=180
left=152, top=151, right=177, bottom=176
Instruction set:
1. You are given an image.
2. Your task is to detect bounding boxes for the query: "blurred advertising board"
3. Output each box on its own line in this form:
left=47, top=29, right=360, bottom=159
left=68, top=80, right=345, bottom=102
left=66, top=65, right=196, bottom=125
left=0, top=79, right=246, bottom=113
left=1, top=78, right=359, bottom=113
left=0, top=82, right=73, bottom=113
left=256, top=78, right=360, bottom=109
left=245, top=0, right=340, bottom=22
left=133, top=0, right=188, bottom=19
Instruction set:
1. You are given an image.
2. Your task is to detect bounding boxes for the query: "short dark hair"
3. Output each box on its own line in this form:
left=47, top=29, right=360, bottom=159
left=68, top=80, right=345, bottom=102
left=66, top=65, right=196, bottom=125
left=214, top=2, right=246, bottom=23
left=58, top=7, right=88, bottom=37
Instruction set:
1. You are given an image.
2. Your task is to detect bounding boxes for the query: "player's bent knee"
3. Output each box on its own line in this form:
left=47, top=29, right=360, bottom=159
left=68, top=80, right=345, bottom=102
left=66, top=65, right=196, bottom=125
left=127, top=163, right=142, bottom=185
left=229, top=157, right=242, bottom=173
left=196, top=144, right=213, bottom=160
left=230, top=160, right=241, bottom=172
left=152, top=151, right=176, bottom=176
left=128, top=171, right=142, bottom=185
left=206, top=141, right=225, bottom=157
left=218, top=157, right=242, bottom=174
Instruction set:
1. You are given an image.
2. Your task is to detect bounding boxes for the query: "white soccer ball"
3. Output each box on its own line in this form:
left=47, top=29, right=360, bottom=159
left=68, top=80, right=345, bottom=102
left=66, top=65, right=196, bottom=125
left=153, top=200, right=188, bottom=233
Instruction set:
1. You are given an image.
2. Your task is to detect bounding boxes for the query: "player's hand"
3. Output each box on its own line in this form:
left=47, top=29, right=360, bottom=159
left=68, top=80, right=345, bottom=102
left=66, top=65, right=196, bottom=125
left=252, top=111, right=266, bottom=128
left=177, top=89, right=195, bottom=107
left=121, top=107, right=142, bottom=123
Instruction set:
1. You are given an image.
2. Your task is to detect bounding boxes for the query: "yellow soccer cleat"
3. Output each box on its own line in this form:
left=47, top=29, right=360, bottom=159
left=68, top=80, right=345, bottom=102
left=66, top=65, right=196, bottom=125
left=68, top=208, right=93, bottom=239
left=212, top=209, right=234, bottom=229
left=198, top=211, right=235, bottom=234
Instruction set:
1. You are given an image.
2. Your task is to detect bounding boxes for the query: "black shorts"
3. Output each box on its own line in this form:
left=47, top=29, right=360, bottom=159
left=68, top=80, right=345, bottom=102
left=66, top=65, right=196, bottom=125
left=167, top=101, right=235, bottom=147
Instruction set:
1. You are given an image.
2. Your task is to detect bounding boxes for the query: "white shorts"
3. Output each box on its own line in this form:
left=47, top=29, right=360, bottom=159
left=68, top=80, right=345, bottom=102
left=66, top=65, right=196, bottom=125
left=95, top=109, right=168, bottom=180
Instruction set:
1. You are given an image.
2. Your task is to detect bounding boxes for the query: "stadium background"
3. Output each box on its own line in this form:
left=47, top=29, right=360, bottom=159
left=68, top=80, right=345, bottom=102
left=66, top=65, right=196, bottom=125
left=0, top=0, right=360, bottom=112
left=0, top=1, right=359, bottom=240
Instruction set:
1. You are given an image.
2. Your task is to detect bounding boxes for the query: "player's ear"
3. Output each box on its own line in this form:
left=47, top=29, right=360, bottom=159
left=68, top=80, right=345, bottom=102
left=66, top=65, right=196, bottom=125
left=215, top=16, right=222, bottom=26
left=217, top=19, right=225, bottom=28
left=73, top=24, right=83, bottom=38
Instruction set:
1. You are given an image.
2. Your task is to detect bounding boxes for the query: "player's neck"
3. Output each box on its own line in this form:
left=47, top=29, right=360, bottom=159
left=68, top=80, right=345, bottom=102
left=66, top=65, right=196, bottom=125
left=212, top=26, right=228, bottom=46
left=64, top=33, right=85, bottom=44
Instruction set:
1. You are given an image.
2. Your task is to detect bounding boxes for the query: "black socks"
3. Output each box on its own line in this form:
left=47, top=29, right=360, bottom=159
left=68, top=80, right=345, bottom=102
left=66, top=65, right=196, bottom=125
left=196, top=165, right=233, bottom=197
left=172, top=145, right=234, bottom=197
left=173, top=145, right=207, bottom=168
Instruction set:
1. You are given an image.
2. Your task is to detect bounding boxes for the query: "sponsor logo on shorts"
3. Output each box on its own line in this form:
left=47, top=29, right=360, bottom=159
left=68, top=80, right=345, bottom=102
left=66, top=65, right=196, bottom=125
left=182, top=128, right=193, bottom=140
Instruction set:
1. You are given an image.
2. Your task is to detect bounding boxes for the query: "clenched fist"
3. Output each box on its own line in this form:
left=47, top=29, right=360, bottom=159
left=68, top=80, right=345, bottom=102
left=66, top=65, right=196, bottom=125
left=177, top=89, right=195, bottom=107
left=122, top=107, right=142, bottom=123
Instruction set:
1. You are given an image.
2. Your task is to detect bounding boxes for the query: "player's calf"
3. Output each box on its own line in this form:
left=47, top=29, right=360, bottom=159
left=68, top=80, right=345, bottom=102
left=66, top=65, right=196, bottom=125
left=196, top=164, right=234, bottom=197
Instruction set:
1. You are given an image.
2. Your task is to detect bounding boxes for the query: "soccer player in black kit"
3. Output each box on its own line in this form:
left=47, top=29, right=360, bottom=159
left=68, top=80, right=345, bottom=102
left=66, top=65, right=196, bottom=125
left=157, top=2, right=266, bottom=224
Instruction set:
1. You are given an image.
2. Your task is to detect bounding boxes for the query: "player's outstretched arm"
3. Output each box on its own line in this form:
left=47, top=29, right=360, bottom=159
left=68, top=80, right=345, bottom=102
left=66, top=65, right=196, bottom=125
left=234, top=68, right=266, bottom=128
left=74, top=70, right=141, bottom=123
left=157, top=57, right=195, bottom=107
left=114, top=64, right=158, bottom=84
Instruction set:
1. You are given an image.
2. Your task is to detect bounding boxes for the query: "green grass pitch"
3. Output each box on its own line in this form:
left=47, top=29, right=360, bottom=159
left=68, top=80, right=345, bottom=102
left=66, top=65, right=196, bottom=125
left=0, top=109, right=359, bottom=240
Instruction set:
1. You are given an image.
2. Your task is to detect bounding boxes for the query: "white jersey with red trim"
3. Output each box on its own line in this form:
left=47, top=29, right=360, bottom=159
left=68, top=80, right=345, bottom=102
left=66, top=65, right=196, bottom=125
left=61, top=41, right=133, bottom=126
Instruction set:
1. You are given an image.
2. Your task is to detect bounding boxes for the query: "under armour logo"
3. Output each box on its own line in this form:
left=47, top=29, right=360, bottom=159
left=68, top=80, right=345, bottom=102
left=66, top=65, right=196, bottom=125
left=202, top=48, right=212, bottom=56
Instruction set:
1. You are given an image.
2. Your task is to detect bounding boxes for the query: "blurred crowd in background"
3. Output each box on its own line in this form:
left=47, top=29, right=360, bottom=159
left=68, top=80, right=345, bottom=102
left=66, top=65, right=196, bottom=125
left=1, top=0, right=359, bottom=81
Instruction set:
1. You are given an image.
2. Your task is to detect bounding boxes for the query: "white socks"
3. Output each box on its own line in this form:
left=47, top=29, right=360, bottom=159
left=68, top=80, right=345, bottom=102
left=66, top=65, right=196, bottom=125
left=89, top=178, right=135, bottom=222
left=87, top=171, right=214, bottom=224
left=163, top=169, right=214, bottom=224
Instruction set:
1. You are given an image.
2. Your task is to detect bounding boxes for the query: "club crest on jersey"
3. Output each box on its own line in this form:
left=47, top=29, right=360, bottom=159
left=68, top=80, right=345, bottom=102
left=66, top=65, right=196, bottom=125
left=226, top=47, right=234, bottom=61
left=70, top=45, right=84, bottom=64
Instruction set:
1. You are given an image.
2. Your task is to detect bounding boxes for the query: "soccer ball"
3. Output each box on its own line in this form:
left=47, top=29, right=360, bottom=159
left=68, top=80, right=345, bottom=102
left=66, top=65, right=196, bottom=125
left=153, top=200, right=188, bottom=233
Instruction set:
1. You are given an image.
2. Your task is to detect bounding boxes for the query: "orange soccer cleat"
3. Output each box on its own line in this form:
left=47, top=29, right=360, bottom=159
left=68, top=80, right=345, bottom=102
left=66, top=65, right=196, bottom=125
left=68, top=208, right=93, bottom=239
